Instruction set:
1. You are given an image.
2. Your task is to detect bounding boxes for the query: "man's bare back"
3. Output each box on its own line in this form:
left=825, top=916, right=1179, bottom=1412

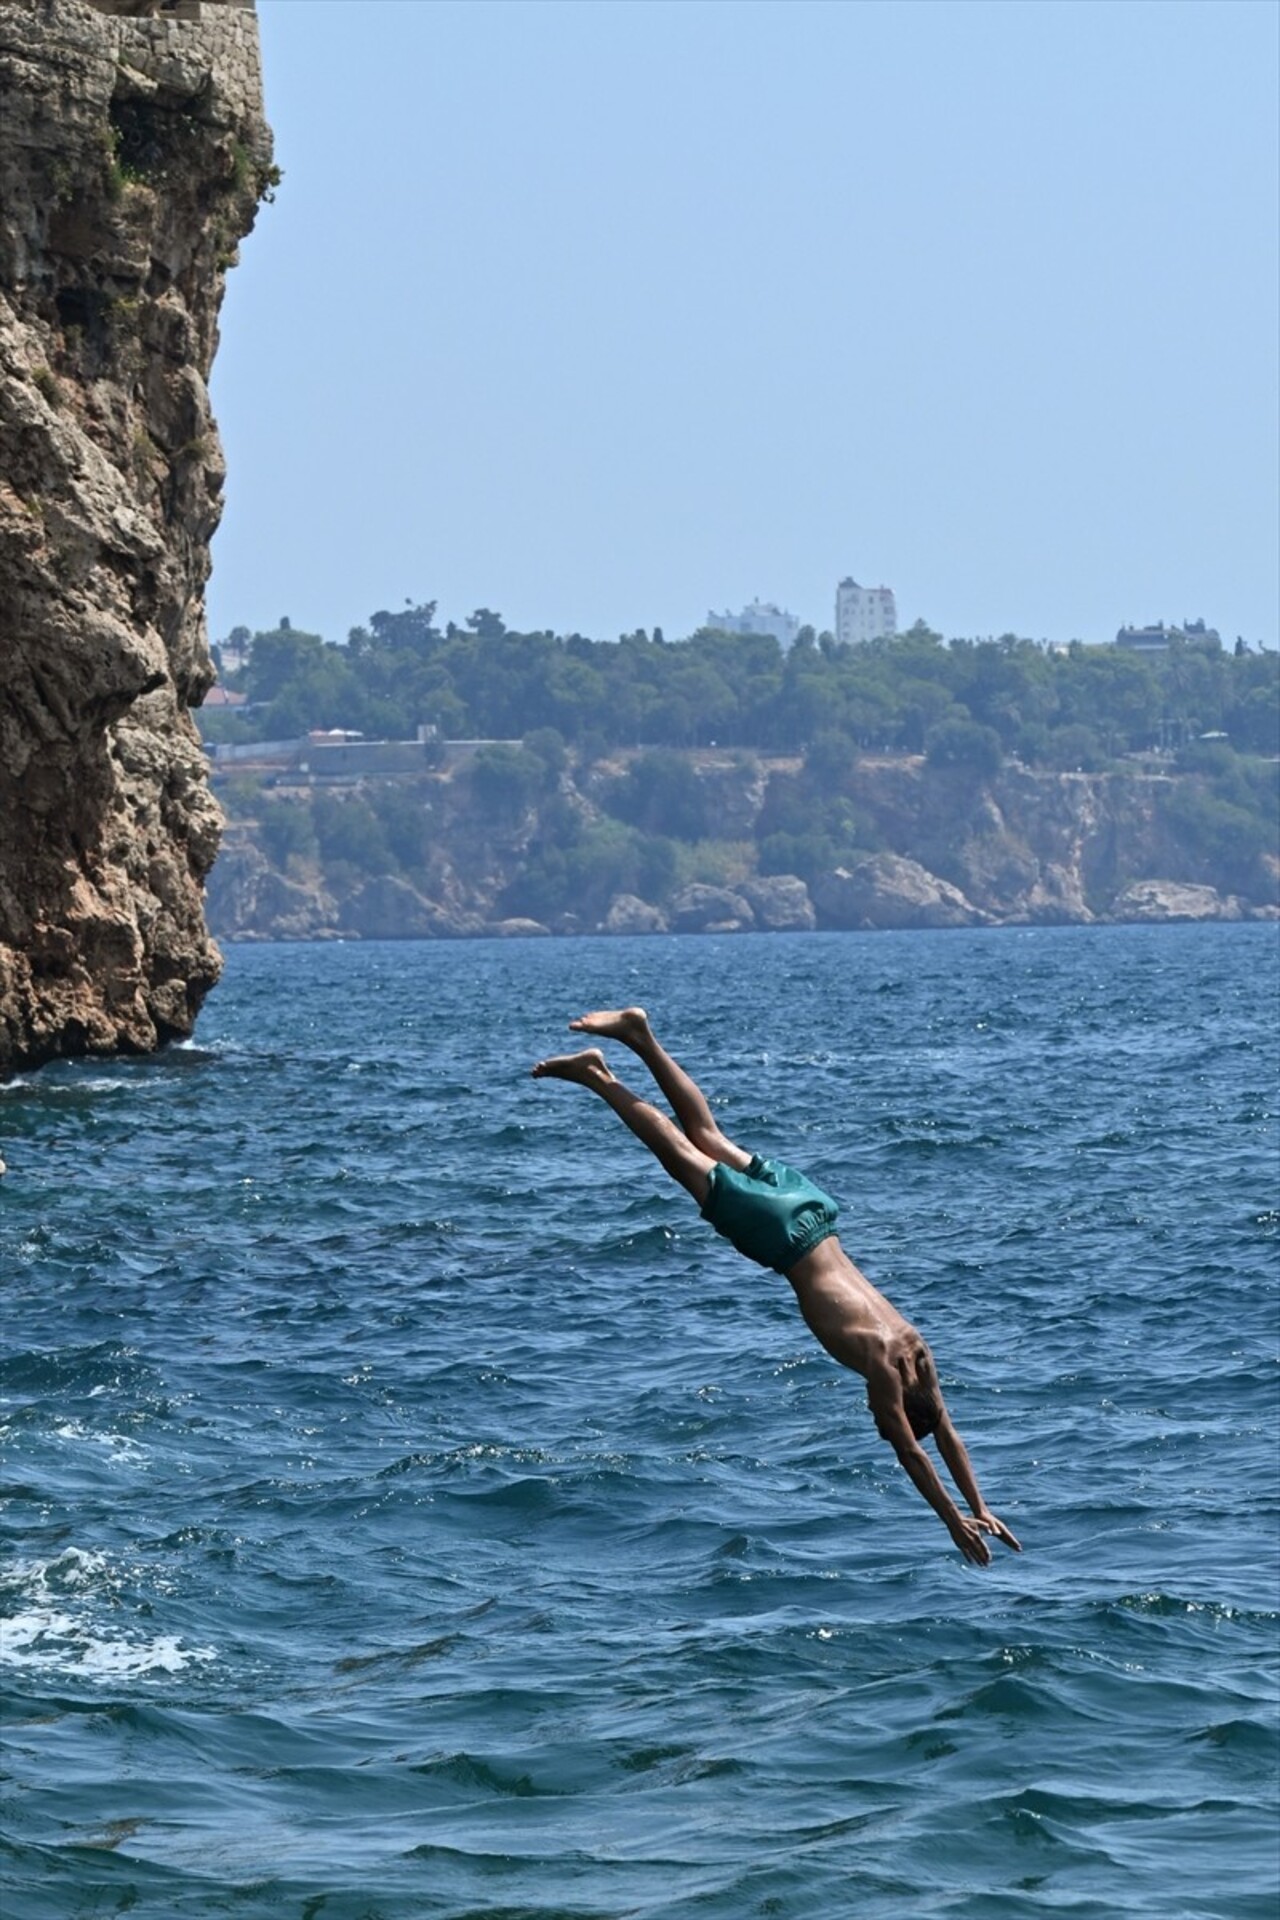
left=533, top=1007, right=1021, bottom=1567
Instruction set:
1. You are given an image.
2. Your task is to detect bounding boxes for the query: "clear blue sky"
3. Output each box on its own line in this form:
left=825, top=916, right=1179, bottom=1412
left=208, top=0, right=1279, bottom=649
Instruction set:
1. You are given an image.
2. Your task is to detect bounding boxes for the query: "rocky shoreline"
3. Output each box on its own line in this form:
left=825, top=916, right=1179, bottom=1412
left=207, top=856, right=1267, bottom=943
left=205, top=753, right=1278, bottom=943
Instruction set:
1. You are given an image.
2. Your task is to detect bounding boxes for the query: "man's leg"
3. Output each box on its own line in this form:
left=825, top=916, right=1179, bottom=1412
left=531, top=1047, right=716, bottom=1203
left=567, top=1009, right=753, bottom=1171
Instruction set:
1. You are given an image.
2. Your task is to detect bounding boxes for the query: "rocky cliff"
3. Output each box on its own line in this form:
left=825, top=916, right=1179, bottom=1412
left=204, top=748, right=1279, bottom=943
left=0, top=0, right=269, bottom=1074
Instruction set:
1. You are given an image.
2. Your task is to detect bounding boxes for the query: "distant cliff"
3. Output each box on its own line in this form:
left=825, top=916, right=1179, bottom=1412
left=205, top=747, right=1280, bottom=942
left=0, top=0, right=270, bottom=1074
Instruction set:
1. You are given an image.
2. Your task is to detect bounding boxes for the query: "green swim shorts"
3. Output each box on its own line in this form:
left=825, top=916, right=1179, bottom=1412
left=700, top=1155, right=840, bottom=1275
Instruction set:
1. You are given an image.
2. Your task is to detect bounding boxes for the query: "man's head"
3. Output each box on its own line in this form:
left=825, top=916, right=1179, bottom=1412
left=901, top=1379, right=943, bottom=1441
left=903, top=1344, right=943, bottom=1439
left=870, top=1344, right=943, bottom=1444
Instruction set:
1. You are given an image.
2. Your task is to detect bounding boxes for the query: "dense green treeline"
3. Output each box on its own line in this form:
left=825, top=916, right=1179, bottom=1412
left=207, top=605, right=1279, bottom=768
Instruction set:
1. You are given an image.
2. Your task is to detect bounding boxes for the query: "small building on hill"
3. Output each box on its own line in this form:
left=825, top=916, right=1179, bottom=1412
left=1115, top=619, right=1221, bottom=654
left=707, top=600, right=802, bottom=649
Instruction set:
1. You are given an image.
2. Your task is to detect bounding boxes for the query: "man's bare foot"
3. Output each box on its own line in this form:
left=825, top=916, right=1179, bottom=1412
left=531, top=1047, right=614, bottom=1087
left=568, top=1007, right=651, bottom=1048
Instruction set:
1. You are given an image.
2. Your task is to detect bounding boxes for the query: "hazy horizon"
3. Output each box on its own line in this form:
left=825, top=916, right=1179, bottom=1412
left=208, top=0, right=1279, bottom=653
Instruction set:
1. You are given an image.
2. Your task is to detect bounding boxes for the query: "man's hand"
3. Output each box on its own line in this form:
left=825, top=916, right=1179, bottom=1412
left=975, top=1508, right=1022, bottom=1554
left=948, top=1513, right=994, bottom=1565
left=948, top=1508, right=1022, bottom=1565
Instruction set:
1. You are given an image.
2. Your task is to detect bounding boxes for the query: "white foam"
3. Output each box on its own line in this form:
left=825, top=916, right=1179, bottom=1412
left=0, top=1605, right=214, bottom=1679
left=1, top=1545, right=111, bottom=1595
left=51, top=1420, right=146, bottom=1465
left=0, top=1547, right=214, bottom=1680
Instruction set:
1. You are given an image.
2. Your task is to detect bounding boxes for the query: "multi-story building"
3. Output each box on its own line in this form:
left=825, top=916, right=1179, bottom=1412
left=835, top=578, right=897, bottom=645
left=706, top=600, right=802, bottom=650
left=1115, top=618, right=1220, bottom=654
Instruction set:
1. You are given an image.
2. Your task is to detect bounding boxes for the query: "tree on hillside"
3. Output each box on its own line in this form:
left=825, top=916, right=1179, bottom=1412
left=354, top=601, right=441, bottom=657
left=465, top=608, right=506, bottom=639
left=243, top=624, right=328, bottom=704
left=925, top=717, right=1003, bottom=778
left=897, top=678, right=956, bottom=754
left=256, top=646, right=365, bottom=738
left=805, top=728, right=858, bottom=788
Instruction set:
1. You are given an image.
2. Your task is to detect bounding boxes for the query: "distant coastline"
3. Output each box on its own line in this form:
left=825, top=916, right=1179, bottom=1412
left=199, top=616, right=1278, bottom=945
left=205, top=745, right=1278, bottom=944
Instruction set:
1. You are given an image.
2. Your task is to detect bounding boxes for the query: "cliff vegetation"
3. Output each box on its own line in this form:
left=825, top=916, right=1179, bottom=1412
left=201, top=612, right=1279, bottom=941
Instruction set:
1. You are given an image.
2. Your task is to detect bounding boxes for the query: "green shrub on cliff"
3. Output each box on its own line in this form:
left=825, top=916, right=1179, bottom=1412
left=499, top=817, right=675, bottom=923
left=758, top=829, right=843, bottom=885
left=258, top=799, right=318, bottom=869
left=1035, top=723, right=1112, bottom=773
left=1160, top=782, right=1273, bottom=895
left=602, top=749, right=713, bottom=840
left=312, top=793, right=394, bottom=876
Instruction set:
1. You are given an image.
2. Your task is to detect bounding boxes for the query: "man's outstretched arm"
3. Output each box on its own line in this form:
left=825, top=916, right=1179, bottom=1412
left=935, top=1413, right=1021, bottom=1555
left=889, top=1426, right=997, bottom=1565
left=867, top=1366, right=1018, bottom=1566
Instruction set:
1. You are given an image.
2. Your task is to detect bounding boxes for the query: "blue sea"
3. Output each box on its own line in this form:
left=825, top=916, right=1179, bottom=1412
left=2, top=926, right=1277, bottom=1920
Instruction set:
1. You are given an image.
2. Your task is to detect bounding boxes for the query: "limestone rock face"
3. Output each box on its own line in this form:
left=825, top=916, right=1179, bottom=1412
left=207, top=841, right=337, bottom=942
left=739, top=874, right=816, bottom=932
left=602, top=893, right=669, bottom=935
left=668, top=883, right=754, bottom=934
left=812, top=855, right=987, bottom=931
left=339, top=876, right=479, bottom=942
left=0, top=0, right=270, bottom=1073
left=1019, top=862, right=1095, bottom=925
left=489, top=916, right=550, bottom=939
left=1111, top=880, right=1241, bottom=923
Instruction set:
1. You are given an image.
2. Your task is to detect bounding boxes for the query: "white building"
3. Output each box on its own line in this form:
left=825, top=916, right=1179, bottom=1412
left=707, top=599, right=801, bottom=650
left=835, top=578, right=897, bottom=646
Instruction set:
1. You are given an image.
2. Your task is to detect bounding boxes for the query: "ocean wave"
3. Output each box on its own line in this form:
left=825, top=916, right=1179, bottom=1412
left=1102, top=1591, right=1279, bottom=1625
left=0, top=1340, right=144, bottom=1396
left=47, top=1419, right=147, bottom=1465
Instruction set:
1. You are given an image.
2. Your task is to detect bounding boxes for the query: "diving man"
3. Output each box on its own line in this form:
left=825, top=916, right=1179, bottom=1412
left=533, top=1008, right=1021, bottom=1567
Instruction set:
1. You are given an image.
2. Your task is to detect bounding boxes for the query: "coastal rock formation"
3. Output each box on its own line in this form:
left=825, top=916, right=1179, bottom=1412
left=740, top=874, right=817, bottom=932
left=1018, top=862, right=1095, bottom=925
left=1111, top=880, right=1242, bottom=923
left=491, top=916, right=551, bottom=939
left=339, top=875, right=479, bottom=942
left=0, top=0, right=270, bottom=1073
left=603, top=893, right=669, bottom=935
left=207, top=841, right=337, bottom=942
left=812, top=854, right=987, bottom=931
left=668, top=883, right=754, bottom=934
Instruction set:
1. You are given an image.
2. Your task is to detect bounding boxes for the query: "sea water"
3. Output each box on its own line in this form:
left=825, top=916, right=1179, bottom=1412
left=1, top=925, right=1276, bottom=1920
